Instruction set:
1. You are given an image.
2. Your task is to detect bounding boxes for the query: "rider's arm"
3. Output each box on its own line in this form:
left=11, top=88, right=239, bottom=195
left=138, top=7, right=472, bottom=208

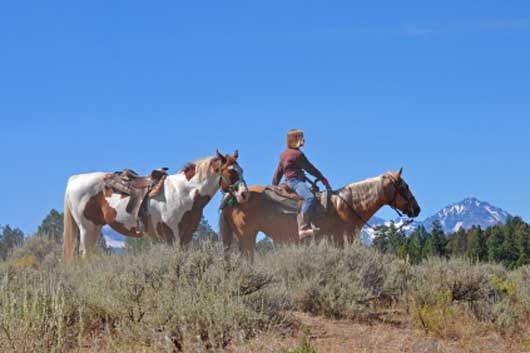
left=299, top=152, right=325, bottom=181
left=272, top=162, right=283, bottom=186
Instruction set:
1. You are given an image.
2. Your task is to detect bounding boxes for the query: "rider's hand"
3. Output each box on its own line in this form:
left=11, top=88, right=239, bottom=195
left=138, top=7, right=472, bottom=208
left=322, top=178, right=332, bottom=191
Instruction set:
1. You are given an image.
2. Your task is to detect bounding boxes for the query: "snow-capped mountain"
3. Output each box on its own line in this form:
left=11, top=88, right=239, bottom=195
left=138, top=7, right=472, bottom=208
left=360, top=217, right=421, bottom=244
left=359, top=216, right=385, bottom=244
left=422, top=197, right=510, bottom=233
left=102, top=226, right=126, bottom=249
left=361, top=197, right=511, bottom=244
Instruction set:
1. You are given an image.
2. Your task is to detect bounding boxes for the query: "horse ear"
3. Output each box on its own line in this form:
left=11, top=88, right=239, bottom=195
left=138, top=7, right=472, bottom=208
left=233, top=149, right=239, bottom=159
left=216, top=149, right=226, bottom=161
left=396, top=167, right=403, bottom=179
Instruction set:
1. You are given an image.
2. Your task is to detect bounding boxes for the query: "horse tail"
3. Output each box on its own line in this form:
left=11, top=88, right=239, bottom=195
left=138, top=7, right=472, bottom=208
left=63, top=182, right=79, bottom=265
left=219, top=209, right=234, bottom=256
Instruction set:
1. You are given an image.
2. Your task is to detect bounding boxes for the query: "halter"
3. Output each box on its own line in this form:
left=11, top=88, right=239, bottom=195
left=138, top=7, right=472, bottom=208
left=386, top=174, right=416, bottom=219
left=217, top=159, right=246, bottom=207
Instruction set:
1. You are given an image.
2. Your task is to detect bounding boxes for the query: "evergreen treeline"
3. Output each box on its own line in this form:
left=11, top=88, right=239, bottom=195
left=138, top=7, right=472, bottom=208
left=372, top=217, right=530, bottom=269
left=0, top=209, right=110, bottom=259
left=0, top=225, right=24, bottom=260
left=1, top=209, right=219, bottom=258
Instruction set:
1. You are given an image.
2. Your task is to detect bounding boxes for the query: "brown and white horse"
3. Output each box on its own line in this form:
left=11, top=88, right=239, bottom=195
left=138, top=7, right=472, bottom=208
left=64, top=150, right=248, bottom=264
left=220, top=168, right=420, bottom=259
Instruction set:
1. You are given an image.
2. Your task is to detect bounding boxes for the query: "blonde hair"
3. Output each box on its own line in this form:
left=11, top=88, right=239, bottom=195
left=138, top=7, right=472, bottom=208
left=287, top=129, right=304, bottom=148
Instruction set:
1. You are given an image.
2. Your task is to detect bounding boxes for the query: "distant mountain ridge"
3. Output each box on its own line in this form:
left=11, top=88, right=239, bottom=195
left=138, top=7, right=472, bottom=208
left=362, top=197, right=512, bottom=243
left=102, top=227, right=126, bottom=249
left=422, top=197, right=510, bottom=233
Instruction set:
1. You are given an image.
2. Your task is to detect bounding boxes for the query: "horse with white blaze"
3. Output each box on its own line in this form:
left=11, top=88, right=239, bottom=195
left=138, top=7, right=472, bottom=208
left=63, top=150, right=248, bottom=264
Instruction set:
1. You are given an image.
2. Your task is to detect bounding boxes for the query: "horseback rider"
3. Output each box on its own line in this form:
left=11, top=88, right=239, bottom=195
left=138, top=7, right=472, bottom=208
left=272, top=129, right=332, bottom=239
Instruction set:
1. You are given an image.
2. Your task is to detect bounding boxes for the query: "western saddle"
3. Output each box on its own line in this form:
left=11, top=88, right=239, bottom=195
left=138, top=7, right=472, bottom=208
left=266, top=183, right=331, bottom=213
left=104, top=167, right=169, bottom=232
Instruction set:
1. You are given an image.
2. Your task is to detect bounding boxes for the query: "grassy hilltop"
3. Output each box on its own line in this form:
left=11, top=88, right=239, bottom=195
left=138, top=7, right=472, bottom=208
left=0, top=237, right=529, bottom=352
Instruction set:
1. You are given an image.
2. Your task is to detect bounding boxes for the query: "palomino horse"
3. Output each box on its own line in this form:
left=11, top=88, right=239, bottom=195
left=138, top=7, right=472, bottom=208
left=64, top=150, right=249, bottom=263
left=220, top=168, right=420, bottom=258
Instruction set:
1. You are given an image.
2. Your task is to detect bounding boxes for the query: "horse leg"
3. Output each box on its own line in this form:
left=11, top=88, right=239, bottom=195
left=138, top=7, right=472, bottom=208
left=238, top=230, right=258, bottom=261
left=79, top=223, right=102, bottom=258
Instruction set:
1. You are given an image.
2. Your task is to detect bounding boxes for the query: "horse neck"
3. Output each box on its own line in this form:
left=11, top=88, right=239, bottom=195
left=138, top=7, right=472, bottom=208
left=339, top=176, right=387, bottom=221
left=193, top=171, right=221, bottom=197
left=167, top=164, right=220, bottom=198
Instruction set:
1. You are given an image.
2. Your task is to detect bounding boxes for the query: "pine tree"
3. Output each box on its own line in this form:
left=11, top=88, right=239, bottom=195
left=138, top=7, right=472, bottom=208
left=37, top=209, right=64, bottom=242
left=387, top=222, right=407, bottom=258
left=486, top=227, right=504, bottom=263
left=514, top=218, right=530, bottom=267
left=0, top=225, right=24, bottom=260
left=407, top=226, right=426, bottom=264
left=372, top=225, right=390, bottom=254
left=501, top=217, right=520, bottom=269
left=446, top=227, right=468, bottom=257
left=432, top=220, right=448, bottom=257
left=193, top=215, right=218, bottom=242
left=466, top=226, right=487, bottom=262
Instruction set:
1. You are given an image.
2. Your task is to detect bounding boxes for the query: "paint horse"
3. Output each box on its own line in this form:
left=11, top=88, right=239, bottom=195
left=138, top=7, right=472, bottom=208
left=64, top=150, right=248, bottom=264
left=220, top=168, right=420, bottom=259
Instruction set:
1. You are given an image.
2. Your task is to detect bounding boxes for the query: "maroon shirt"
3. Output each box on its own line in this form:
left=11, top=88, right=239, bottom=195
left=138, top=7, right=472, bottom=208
left=272, top=147, right=325, bottom=185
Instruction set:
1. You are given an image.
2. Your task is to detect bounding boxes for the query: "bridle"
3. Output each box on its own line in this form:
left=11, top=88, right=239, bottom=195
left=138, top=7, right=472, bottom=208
left=217, top=159, right=246, bottom=205
left=386, top=174, right=417, bottom=219
left=322, top=175, right=416, bottom=232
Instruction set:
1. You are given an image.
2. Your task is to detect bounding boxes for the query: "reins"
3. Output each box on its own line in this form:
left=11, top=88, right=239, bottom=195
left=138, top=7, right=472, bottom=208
left=308, top=177, right=414, bottom=233
left=332, top=191, right=379, bottom=231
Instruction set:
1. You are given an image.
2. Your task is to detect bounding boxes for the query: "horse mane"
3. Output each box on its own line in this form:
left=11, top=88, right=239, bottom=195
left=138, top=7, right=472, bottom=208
left=179, top=157, right=216, bottom=182
left=336, top=175, right=385, bottom=211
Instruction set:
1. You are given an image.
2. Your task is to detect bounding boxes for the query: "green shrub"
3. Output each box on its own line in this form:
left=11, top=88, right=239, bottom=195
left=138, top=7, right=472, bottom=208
left=260, top=240, right=408, bottom=321
left=510, top=265, right=530, bottom=317
left=3, top=236, right=62, bottom=272
left=408, top=257, right=527, bottom=336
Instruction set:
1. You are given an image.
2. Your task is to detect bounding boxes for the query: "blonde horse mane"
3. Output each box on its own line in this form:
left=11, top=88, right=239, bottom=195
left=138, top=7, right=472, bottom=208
left=180, top=157, right=216, bottom=183
left=336, top=175, right=385, bottom=211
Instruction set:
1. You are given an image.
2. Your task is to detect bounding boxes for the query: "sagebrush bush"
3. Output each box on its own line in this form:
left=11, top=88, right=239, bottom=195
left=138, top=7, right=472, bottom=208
left=509, top=265, right=530, bottom=317
left=0, top=238, right=528, bottom=352
left=407, top=257, right=529, bottom=337
left=260, top=240, right=408, bottom=320
left=0, top=242, right=287, bottom=352
left=1, top=236, right=62, bottom=272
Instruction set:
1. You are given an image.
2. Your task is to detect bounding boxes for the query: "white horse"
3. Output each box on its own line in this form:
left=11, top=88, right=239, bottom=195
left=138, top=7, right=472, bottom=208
left=63, top=150, right=249, bottom=264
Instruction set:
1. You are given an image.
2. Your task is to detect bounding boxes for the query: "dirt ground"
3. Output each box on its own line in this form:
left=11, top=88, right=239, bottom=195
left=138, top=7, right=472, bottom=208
left=229, top=311, right=530, bottom=353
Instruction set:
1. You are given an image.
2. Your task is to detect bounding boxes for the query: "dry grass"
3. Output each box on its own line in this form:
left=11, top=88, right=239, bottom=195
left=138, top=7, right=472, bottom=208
left=0, top=238, right=529, bottom=352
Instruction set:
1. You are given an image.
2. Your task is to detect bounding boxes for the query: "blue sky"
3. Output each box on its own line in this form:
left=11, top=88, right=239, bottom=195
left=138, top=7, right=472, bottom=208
left=1, top=1, right=529, bottom=234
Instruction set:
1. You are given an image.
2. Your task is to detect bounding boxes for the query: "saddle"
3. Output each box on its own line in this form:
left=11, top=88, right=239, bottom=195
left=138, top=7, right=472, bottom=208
left=264, top=183, right=331, bottom=216
left=104, top=167, right=169, bottom=231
